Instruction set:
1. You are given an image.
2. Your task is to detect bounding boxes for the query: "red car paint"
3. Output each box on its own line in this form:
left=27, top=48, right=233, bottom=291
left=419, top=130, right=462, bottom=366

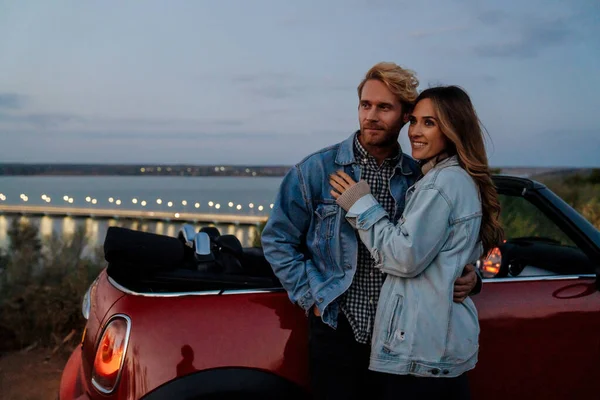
left=59, top=272, right=600, bottom=399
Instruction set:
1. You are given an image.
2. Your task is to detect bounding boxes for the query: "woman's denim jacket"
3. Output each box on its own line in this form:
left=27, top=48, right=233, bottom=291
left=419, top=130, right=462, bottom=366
left=346, top=156, right=483, bottom=377
left=261, top=132, right=420, bottom=327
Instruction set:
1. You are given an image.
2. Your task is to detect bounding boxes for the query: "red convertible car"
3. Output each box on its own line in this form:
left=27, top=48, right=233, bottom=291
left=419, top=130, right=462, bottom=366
left=59, top=176, right=600, bottom=399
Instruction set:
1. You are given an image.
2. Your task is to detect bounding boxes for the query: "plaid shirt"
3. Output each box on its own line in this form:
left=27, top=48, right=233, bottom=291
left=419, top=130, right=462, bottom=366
left=339, top=133, right=400, bottom=344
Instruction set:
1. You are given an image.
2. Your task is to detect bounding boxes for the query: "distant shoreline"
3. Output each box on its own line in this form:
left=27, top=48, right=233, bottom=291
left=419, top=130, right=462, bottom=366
left=0, top=163, right=291, bottom=177
left=0, top=164, right=594, bottom=178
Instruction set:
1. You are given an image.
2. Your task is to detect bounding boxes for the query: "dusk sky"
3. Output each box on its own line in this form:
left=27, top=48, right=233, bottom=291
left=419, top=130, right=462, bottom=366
left=1, top=0, right=598, bottom=167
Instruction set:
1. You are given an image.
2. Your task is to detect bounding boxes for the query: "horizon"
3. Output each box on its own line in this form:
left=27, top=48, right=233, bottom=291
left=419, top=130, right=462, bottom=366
left=0, top=162, right=597, bottom=170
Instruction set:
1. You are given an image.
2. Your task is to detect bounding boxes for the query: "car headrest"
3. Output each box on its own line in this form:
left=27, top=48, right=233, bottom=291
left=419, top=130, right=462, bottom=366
left=215, top=234, right=243, bottom=256
left=200, top=226, right=221, bottom=241
left=104, top=227, right=184, bottom=268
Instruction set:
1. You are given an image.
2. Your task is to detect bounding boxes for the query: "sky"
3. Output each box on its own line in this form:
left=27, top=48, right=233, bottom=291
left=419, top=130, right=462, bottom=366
left=0, top=0, right=598, bottom=167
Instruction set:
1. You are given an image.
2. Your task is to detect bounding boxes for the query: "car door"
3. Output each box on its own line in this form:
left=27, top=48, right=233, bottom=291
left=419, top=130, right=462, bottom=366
left=469, top=176, right=600, bottom=399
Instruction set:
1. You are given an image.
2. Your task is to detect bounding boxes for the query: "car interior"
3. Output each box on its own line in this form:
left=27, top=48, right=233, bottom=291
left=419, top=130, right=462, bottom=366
left=480, top=236, right=596, bottom=279
left=478, top=191, right=597, bottom=279
left=104, top=225, right=281, bottom=293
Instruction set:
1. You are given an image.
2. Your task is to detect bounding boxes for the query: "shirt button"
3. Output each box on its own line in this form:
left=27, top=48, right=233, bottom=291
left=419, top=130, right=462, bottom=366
left=369, top=297, right=374, bottom=305
left=430, top=368, right=440, bottom=375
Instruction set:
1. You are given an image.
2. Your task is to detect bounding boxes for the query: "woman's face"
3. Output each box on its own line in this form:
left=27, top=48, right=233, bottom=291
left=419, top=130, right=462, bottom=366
left=408, top=98, right=449, bottom=160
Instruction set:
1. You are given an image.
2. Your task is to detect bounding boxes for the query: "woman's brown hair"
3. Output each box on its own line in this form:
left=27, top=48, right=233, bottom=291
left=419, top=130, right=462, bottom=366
left=416, top=86, right=504, bottom=255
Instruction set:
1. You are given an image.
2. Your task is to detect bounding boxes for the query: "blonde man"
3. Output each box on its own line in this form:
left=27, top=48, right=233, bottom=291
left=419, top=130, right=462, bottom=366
left=262, top=62, right=480, bottom=399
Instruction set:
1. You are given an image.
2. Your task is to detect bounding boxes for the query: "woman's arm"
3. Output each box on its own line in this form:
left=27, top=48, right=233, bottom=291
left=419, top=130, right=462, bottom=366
left=348, top=187, right=451, bottom=278
left=330, top=170, right=452, bottom=278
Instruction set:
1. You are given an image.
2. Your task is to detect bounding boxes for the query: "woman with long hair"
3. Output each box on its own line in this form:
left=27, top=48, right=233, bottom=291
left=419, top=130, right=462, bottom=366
left=330, top=85, right=503, bottom=399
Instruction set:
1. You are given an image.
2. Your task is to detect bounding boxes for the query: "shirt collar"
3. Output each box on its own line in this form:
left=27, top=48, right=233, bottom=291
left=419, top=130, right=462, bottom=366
left=335, top=131, right=417, bottom=176
left=353, top=132, right=401, bottom=168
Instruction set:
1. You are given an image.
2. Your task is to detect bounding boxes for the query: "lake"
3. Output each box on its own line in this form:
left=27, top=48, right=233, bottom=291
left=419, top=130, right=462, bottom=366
left=0, top=176, right=284, bottom=250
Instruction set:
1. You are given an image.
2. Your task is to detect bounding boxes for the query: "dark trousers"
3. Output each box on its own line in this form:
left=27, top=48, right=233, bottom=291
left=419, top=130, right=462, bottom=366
left=308, top=312, right=383, bottom=400
left=308, top=312, right=471, bottom=400
left=380, top=372, right=471, bottom=400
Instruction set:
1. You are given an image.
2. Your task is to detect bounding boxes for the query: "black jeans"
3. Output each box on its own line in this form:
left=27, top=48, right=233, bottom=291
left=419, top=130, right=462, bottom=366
left=308, top=311, right=383, bottom=400
left=380, top=372, right=471, bottom=400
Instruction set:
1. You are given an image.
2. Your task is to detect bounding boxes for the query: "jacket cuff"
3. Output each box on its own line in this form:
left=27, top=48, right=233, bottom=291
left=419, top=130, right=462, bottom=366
left=297, top=289, right=315, bottom=312
left=335, top=180, right=371, bottom=211
left=470, top=267, right=483, bottom=295
left=354, top=204, right=389, bottom=231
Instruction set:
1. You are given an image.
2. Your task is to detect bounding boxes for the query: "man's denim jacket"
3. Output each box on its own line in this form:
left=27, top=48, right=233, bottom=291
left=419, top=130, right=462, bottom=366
left=261, top=132, right=420, bottom=327
left=346, top=156, right=483, bottom=377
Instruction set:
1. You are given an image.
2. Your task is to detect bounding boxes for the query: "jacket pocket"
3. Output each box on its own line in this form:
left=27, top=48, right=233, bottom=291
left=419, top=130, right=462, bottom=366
left=384, top=294, right=404, bottom=345
left=444, top=300, right=480, bottom=363
left=313, top=203, right=340, bottom=268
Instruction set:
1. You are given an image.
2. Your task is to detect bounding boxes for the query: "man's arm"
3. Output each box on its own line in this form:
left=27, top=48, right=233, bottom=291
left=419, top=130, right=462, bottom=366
left=261, top=166, right=315, bottom=312
left=453, top=264, right=482, bottom=303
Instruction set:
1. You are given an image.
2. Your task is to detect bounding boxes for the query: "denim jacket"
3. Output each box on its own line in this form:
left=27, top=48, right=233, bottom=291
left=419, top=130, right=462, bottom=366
left=345, top=156, right=482, bottom=377
left=261, top=132, right=420, bottom=327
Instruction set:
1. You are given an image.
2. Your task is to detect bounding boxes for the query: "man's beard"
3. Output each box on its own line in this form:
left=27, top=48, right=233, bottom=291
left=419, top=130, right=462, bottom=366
left=360, top=127, right=399, bottom=148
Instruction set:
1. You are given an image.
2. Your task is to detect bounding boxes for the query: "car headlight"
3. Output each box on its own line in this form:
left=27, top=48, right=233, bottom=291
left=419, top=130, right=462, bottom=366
left=82, top=284, right=92, bottom=320
left=92, top=314, right=131, bottom=394
left=82, top=276, right=100, bottom=320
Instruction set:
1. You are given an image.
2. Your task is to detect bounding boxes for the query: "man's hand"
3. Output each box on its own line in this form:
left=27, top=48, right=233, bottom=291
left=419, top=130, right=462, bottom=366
left=312, top=306, right=321, bottom=317
left=453, top=264, right=477, bottom=303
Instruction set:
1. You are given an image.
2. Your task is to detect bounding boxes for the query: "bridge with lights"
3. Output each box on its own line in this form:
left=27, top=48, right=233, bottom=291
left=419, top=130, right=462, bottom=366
left=0, top=192, right=270, bottom=226
left=0, top=204, right=268, bottom=225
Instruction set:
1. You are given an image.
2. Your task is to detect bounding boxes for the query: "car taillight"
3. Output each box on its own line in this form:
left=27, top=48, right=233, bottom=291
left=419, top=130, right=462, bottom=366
left=92, top=315, right=131, bottom=394
left=480, top=247, right=502, bottom=278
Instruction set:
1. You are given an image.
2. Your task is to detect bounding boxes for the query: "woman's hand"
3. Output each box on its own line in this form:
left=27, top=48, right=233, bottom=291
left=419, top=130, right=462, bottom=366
left=329, top=170, right=358, bottom=199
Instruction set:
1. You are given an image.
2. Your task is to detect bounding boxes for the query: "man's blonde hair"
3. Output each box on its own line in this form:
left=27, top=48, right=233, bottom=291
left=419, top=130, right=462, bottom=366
left=357, top=62, right=419, bottom=109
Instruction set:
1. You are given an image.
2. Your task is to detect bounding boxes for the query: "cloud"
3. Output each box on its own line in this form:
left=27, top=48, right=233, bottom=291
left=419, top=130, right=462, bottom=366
left=231, top=72, right=347, bottom=100
left=231, top=72, right=291, bottom=84
left=80, top=131, right=286, bottom=140
left=477, top=10, right=507, bottom=26
left=231, top=72, right=309, bottom=99
left=0, top=111, right=81, bottom=128
left=358, top=0, right=410, bottom=9
left=473, top=16, right=574, bottom=58
left=0, top=93, right=26, bottom=109
left=480, top=75, right=498, bottom=84
left=248, top=84, right=310, bottom=100
left=409, top=26, right=469, bottom=39
left=0, top=109, right=247, bottom=132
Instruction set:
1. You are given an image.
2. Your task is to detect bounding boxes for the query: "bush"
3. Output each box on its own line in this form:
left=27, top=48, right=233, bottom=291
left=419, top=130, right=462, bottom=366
left=582, top=199, right=600, bottom=229
left=539, top=173, right=600, bottom=230
left=252, top=220, right=267, bottom=248
left=0, top=219, right=104, bottom=351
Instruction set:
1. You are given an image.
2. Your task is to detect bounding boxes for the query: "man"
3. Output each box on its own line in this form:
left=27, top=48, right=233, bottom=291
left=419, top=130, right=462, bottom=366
left=261, top=62, right=480, bottom=399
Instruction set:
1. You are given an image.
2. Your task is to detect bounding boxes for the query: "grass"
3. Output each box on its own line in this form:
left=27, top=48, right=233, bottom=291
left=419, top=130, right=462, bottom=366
left=539, top=170, right=600, bottom=229
left=0, top=218, right=104, bottom=352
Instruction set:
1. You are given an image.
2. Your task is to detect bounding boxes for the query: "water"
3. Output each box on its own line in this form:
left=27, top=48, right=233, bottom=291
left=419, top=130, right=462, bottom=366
left=0, top=176, right=283, bottom=249
left=0, top=176, right=282, bottom=214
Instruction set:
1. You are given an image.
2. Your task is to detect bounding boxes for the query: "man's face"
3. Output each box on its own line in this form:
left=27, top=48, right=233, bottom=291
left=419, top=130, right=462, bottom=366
left=358, top=79, right=406, bottom=149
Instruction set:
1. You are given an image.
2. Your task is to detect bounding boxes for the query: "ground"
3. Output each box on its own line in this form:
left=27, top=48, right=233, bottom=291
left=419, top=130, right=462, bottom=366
left=0, top=348, right=69, bottom=400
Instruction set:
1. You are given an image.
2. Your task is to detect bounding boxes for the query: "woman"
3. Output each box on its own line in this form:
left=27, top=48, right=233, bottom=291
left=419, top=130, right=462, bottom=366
left=330, top=86, right=503, bottom=399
